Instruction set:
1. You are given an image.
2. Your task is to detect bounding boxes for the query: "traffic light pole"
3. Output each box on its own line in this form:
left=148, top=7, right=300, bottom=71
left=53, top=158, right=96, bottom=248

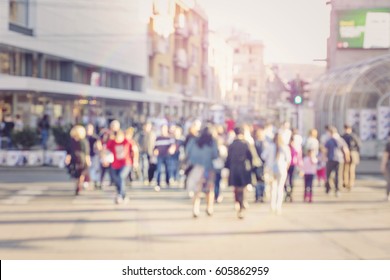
left=297, top=104, right=303, bottom=136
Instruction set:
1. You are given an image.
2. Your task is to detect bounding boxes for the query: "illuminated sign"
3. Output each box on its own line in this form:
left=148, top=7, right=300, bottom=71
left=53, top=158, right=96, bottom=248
left=337, top=8, right=390, bottom=49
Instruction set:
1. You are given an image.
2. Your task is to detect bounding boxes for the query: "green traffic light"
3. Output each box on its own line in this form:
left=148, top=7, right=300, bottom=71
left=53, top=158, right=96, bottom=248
left=294, top=95, right=303, bottom=104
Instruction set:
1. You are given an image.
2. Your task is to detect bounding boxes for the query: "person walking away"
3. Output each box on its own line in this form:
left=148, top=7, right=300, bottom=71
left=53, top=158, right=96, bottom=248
left=1, top=115, right=15, bottom=149
left=125, top=127, right=140, bottom=185
left=304, top=129, right=319, bottom=155
left=183, top=121, right=201, bottom=190
left=38, top=114, right=50, bottom=150
left=65, top=125, right=91, bottom=195
left=106, top=130, right=132, bottom=204
left=169, top=126, right=185, bottom=185
left=272, top=133, right=291, bottom=214
left=136, top=122, right=156, bottom=184
left=285, top=137, right=302, bottom=202
left=213, top=126, right=227, bottom=203
left=98, top=128, right=114, bottom=188
left=186, top=126, right=218, bottom=217
left=254, top=127, right=266, bottom=202
left=320, top=125, right=331, bottom=145
left=316, top=145, right=327, bottom=188
left=278, top=121, right=292, bottom=146
left=380, top=135, right=390, bottom=201
left=303, top=149, right=318, bottom=202
left=154, top=125, right=175, bottom=191
left=324, top=126, right=350, bottom=197
left=225, top=127, right=252, bottom=219
left=341, top=124, right=361, bottom=190
left=86, top=124, right=102, bottom=189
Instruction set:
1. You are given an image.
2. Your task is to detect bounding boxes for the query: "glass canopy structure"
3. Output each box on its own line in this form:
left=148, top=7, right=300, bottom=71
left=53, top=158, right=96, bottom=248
left=312, top=54, right=390, bottom=156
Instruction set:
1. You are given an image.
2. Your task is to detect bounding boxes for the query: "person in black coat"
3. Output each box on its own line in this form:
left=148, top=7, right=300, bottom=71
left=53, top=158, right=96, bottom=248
left=225, top=127, right=252, bottom=219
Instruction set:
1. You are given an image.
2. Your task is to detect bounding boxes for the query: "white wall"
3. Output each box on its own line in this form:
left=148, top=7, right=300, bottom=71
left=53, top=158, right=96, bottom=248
left=0, top=0, right=149, bottom=76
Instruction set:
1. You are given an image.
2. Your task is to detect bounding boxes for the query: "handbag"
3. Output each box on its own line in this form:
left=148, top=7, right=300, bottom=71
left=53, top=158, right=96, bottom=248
left=212, top=157, right=224, bottom=170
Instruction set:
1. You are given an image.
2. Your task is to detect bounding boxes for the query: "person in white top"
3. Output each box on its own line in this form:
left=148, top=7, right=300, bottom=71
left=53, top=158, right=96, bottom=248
left=263, top=133, right=291, bottom=214
left=14, top=114, right=24, bottom=132
left=305, top=129, right=319, bottom=155
left=278, top=121, right=292, bottom=146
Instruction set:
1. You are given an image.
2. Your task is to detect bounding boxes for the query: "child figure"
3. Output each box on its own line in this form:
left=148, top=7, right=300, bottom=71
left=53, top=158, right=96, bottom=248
left=303, top=149, right=318, bottom=202
left=316, top=146, right=327, bottom=188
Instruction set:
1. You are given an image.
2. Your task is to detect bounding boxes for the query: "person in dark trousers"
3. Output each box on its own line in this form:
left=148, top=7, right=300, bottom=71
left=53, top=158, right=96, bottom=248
left=254, top=127, right=266, bottom=202
left=1, top=115, right=15, bottom=149
left=65, top=125, right=91, bottom=196
left=38, top=114, right=50, bottom=150
left=136, top=122, right=156, bottom=183
left=341, top=124, right=361, bottom=190
left=225, top=127, right=252, bottom=219
left=154, top=125, right=175, bottom=191
left=324, top=126, right=350, bottom=197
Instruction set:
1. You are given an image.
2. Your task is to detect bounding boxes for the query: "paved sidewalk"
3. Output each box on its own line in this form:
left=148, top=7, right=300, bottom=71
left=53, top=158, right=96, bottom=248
left=0, top=170, right=389, bottom=260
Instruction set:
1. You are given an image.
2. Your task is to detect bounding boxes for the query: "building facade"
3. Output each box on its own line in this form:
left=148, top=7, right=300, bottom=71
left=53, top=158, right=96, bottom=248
left=0, top=0, right=157, bottom=128
left=313, top=0, right=390, bottom=157
left=328, top=0, right=390, bottom=69
left=226, top=32, right=266, bottom=121
left=147, top=0, right=210, bottom=120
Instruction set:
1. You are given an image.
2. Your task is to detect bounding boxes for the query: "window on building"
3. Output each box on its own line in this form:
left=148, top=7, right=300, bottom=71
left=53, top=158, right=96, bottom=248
left=9, top=0, right=28, bottom=26
left=45, top=60, right=60, bottom=81
left=9, top=0, right=33, bottom=35
left=190, top=75, right=198, bottom=93
left=192, top=45, right=198, bottom=66
left=158, top=64, right=169, bottom=88
left=1, top=52, right=33, bottom=76
left=177, top=13, right=186, bottom=29
left=0, top=52, right=11, bottom=74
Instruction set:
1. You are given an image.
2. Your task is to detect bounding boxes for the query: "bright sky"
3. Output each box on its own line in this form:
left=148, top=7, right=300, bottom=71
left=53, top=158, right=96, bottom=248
left=197, top=0, right=330, bottom=64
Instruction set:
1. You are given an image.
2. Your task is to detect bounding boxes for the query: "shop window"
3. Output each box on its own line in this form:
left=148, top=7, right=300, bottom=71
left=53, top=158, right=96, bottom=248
left=0, top=52, right=11, bottom=74
left=45, top=60, right=60, bottom=80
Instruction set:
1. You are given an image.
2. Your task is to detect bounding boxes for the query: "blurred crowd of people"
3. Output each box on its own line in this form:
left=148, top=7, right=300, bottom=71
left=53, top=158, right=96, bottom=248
left=65, top=115, right=388, bottom=219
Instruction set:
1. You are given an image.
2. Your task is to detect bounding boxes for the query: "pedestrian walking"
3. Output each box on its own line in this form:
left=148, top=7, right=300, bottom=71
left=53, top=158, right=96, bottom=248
left=254, top=127, right=266, bottom=203
left=186, top=126, right=218, bottom=217
left=65, top=125, right=91, bottom=196
left=262, top=133, right=291, bottom=215
left=125, top=127, right=140, bottom=184
left=225, top=127, right=252, bottom=219
left=169, top=126, right=185, bottom=184
left=213, top=126, right=228, bottom=203
left=341, top=124, right=361, bottom=190
left=106, top=130, right=133, bottom=204
left=304, top=129, right=319, bottom=155
left=324, top=126, right=350, bottom=197
left=86, top=124, right=102, bottom=189
left=285, top=136, right=302, bottom=202
left=380, top=135, right=390, bottom=201
left=183, top=121, right=201, bottom=191
left=38, top=114, right=50, bottom=150
left=136, top=122, right=156, bottom=183
left=0, top=115, right=14, bottom=149
left=98, top=128, right=113, bottom=188
left=154, top=125, right=176, bottom=191
left=14, top=114, right=24, bottom=132
left=302, top=149, right=318, bottom=202
left=316, top=145, right=327, bottom=188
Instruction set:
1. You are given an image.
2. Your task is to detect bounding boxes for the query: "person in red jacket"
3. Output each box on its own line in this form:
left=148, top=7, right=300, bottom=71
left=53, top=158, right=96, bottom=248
left=106, top=130, right=132, bottom=204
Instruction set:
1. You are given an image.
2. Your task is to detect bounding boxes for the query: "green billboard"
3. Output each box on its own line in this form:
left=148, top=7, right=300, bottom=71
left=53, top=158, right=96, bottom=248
left=337, top=8, right=390, bottom=49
